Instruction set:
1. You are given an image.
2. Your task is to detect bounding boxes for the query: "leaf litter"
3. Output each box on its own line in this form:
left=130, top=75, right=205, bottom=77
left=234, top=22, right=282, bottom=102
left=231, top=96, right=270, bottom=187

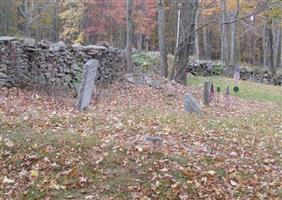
left=0, top=80, right=281, bottom=199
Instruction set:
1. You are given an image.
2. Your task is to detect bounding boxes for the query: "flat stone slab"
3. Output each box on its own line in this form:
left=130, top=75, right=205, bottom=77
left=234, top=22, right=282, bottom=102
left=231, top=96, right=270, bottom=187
left=125, top=73, right=146, bottom=85
left=125, top=73, right=161, bottom=88
left=0, top=36, right=16, bottom=43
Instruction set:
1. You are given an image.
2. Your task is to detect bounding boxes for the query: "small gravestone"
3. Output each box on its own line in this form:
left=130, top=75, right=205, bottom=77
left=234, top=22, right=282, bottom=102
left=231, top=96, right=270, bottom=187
left=184, top=93, right=201, bottom=113
left=76, top=59, right=99, bottom=111
left=204, top=81, right=210, bottom=106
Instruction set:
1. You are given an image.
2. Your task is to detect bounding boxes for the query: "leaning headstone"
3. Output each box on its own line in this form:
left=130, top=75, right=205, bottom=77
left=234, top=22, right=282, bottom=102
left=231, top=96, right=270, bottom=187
left=204, top=81, right=210, bottom=106
left=184, top=93, right=201, bottom=113
left=76, top=59, right=99, bottom=111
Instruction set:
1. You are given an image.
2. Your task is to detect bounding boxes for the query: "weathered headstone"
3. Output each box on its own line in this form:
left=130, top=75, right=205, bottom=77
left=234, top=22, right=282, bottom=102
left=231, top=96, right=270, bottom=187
left=76, top=59, right=99, bottom=111
left=204, top=81, right=210, bottom=106
left=184, top=93, right=201, bottom=113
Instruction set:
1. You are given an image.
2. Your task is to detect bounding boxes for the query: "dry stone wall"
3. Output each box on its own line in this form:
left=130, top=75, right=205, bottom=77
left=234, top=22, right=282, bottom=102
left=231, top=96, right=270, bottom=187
left=188, top=60, right=282, bottom=85
left=0, top=37, right=126, bottom=92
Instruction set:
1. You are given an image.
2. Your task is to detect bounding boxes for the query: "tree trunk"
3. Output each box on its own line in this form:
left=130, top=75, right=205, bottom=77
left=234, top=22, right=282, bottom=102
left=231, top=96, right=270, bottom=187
left=221, top=0, right=230, bottom=74
left=2, top=0, right=8, bottom=35
left=230, top=0, right=239, bottom=66
left=263, top=21, right=268, bottom=67
left=194, top=16, right=200, bottom=60
left=250, top=15, right=256, bottom=64
left=144, top=37, right=149, bottom=51
left=126, top=0, right=134, bottom=70
left=157, top=0, right=168, bottom=78
left=274, top=25, right=281, bottom=68
left=203, top=25, right=210, bottom=60
left=137, top=33, right=143, bottom=51
left=265, top=17, right=276, bottom=82
left=173, top=0, right=197, bottom=85
left=51, top=0, right=59, bottom=42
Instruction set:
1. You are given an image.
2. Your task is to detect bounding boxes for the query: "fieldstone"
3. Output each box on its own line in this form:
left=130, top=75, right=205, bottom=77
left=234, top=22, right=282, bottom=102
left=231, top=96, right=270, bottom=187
left=144, top=136, right=163, bottom=144
left=0, top=36, right=16, bottom=43
left=72, top=43, right=82, bottom=48
left=23, top=38, right=36, bottom=47
left=125, top=73, right=146, bottom=85
left=0, top=72, right=7, bottom=78
left=83, top=45, right=107, bottom=51
left=0, top=64, right=7, bottom=72
left=49, top=41, right=67, bottom=52
left=184, top=93, right=201, bottom=113
left=144, top=76, right=161, bottom=89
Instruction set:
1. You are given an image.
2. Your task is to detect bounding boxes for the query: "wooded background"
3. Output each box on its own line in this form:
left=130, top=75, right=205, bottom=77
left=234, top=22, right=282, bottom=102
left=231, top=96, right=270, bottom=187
left=0, top=0, right=281, bottom=78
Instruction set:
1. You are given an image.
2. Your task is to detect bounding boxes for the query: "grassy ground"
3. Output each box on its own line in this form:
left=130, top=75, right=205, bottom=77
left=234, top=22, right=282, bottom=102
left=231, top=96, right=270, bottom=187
left=187, top=76, right=282, bottom=106
left=0, top=79, right=282, bottom=199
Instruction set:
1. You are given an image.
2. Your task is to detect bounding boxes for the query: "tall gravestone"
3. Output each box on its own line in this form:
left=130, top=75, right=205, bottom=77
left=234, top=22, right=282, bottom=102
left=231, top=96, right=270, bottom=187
left=76, top=59, right=99, bottom=111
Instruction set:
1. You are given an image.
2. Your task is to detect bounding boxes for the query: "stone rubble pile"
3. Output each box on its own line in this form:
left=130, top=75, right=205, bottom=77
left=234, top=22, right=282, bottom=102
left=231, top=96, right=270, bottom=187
left=0, top=37, right=126, bottom=91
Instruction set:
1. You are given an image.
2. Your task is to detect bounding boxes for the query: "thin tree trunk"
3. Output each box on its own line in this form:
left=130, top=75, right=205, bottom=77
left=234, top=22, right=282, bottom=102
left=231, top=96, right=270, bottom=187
left=230, top=0, right=239, bottom=66
left=157, top=0, right=168, bottom=77
left=126, top=0, right=133, bottom=70
left=274, top=24, right=281, bottom=68
left=221, top=0, right=230, bottom=74
left=263, top=21, right=268, bottom=67
left=194, top=16, right=200, bottom=60
left=137, top=33, right=143, bottom=51
left=251, top=15, right=256, bottom=64
left=2, top=0, right=8, bottom=35
left=144, top=37, right=149, bottom=51
left=265, top=16, right=276, bottom=83
left=51, top=0, right=58, bottom=42
left=173, top=0, right=197, bottom=85
left=203, top=25, right=210, bottom=60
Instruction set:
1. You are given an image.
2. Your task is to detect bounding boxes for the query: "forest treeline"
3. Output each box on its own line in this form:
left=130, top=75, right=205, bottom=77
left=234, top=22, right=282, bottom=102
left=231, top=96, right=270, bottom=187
left=0, top=0, right=281, bottom=83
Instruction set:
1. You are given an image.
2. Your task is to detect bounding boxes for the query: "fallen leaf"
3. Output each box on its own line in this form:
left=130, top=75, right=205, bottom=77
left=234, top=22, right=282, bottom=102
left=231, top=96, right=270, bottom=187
left=3, top=177, right=15, bottom=184
left=30, top=170, right=39, bottom=178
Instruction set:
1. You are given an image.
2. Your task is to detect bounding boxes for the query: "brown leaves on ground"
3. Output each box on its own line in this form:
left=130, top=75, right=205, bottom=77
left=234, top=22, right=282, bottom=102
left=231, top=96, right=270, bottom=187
left=0, top=80, right=281, bottom=199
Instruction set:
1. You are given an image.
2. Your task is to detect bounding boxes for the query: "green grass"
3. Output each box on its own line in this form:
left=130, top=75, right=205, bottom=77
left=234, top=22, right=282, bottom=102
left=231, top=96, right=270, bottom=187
left=187, top=76, right=282, bottom=106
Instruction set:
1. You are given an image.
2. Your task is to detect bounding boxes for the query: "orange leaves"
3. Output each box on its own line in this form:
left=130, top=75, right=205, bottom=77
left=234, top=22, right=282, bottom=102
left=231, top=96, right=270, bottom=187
left=84, top=0, right=157, bottom=38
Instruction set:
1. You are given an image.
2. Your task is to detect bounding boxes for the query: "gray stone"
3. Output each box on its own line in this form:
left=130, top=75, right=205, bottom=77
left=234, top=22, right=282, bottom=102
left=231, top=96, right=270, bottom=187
left=0, top=36, right=16, bottom=43
left=76, top=60, right=99, bottom=111
left=72, top=43, right=82, bottom=48
left=184, top=93, right=201, bottom=113
left=23, top=38, right=36, bottom=47
left=144, top=76, right=161, bottom=89
left=0, top=64, right=7, bottom=72
left=49, top=41, right=67, bottom=51
left=0, top=72, right=7, bottom=78
left=125, top=73, right=146, bottom=85
left=83, top=45, right=107, bottom=51
left=144, top=136, right=163, bottom=144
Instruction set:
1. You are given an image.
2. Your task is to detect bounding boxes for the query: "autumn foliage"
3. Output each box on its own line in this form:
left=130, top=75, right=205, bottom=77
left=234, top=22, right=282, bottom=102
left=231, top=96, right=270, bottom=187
left=84, top=0, right=157, bottom=42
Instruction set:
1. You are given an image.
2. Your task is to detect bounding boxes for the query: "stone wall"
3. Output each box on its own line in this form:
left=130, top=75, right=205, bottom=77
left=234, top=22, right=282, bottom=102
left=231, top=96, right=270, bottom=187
left=188, top=60, right=282, bottom=85
left=0, top=37, right=126, bottom=92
